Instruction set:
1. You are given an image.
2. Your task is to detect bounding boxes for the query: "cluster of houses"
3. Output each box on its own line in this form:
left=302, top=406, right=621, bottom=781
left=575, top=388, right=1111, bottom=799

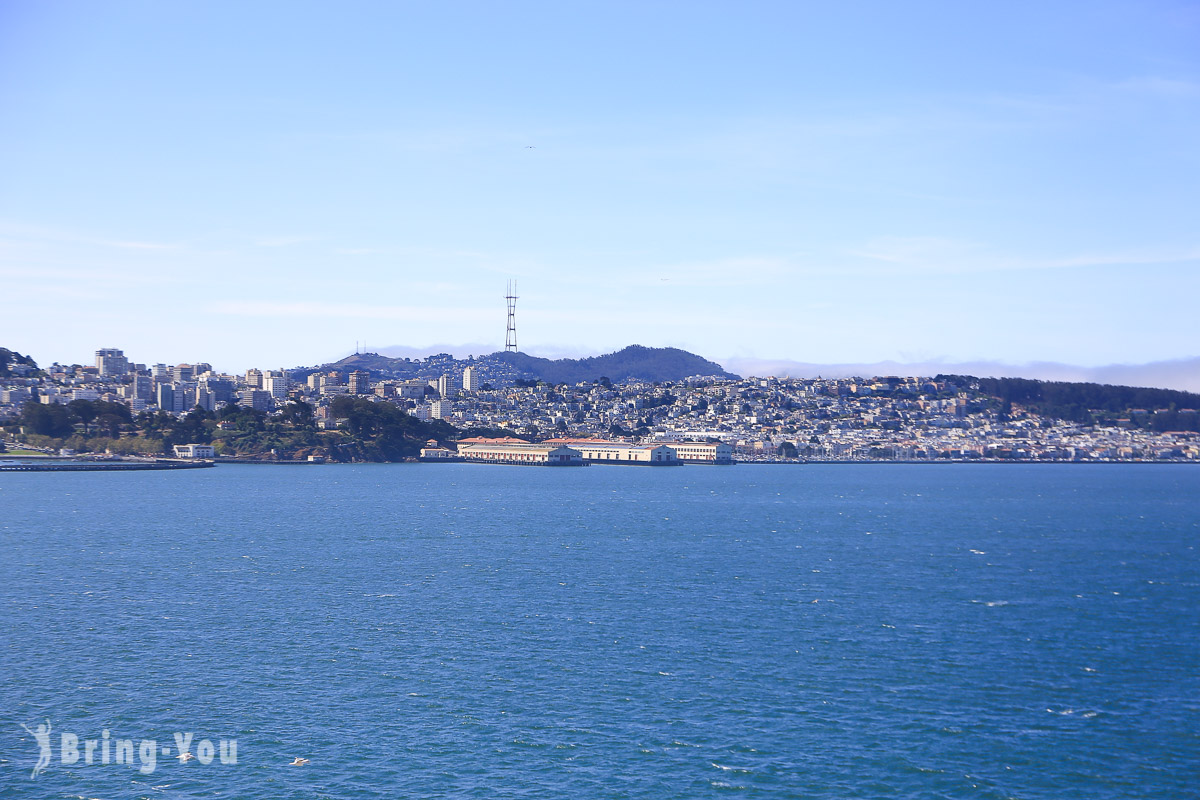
left=4, top=347, right=1198, bottom=463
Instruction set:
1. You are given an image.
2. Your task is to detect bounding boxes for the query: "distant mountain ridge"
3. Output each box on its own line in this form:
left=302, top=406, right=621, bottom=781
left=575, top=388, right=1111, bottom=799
left=722, top=356, right=1200, bottom=394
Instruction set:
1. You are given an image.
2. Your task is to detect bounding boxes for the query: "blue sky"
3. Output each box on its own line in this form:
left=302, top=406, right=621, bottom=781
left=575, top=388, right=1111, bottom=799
left=2, top=1, right=1198, bottom=375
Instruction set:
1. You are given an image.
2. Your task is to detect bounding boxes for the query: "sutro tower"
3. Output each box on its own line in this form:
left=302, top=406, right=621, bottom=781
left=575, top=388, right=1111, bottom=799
left=504, top=280, right=519, bottom=353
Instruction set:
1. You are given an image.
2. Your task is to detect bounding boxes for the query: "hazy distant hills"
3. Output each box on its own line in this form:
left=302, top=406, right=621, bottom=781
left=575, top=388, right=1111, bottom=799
left=315, top=346, right=1198, bottom=393
left=722, top=356, right=1200, bottom=394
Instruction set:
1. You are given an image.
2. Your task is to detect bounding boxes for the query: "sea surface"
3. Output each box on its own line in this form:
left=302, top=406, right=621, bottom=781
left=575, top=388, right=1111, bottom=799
left=1, top=463, right=1197, bottom=799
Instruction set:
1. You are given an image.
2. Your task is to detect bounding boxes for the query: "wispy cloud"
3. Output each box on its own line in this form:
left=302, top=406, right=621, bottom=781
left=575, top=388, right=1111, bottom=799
left=99, top=239, right=180, bottom=251
left=0, top=220, right=184, bottom=252
left=254, top=236, right=320, bottom=248
left=1114, top=76, right=1200, bottom=98
left=623, top=256, right=794, bottom=288
left=334, top=247, right=388, bottom=256
left=207, top=300, right=493, bottom=321
left=847, top=236, right=1200, bottom=275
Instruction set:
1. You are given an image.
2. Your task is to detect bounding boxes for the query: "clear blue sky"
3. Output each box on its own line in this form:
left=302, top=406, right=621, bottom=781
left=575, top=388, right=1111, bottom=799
left=2, top=1, right=1197, bottom=373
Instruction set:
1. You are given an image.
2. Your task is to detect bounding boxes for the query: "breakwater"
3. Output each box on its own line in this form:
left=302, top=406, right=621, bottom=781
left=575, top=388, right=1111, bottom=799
left=0, top=459, right=214, bottom=472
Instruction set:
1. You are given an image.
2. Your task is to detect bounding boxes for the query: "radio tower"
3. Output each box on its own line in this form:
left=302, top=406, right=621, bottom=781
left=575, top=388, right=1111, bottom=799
left=504, top=280, right=519, bottom=352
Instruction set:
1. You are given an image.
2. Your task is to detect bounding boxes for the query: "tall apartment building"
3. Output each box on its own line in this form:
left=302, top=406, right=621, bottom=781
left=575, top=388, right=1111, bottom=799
left=348, top=370, right=371, bottom=395
left=437, top=372, right=460, bottom=399
left=245, top=369, right=263, bottom=389
left=462, top=366, right=479, bottom=392
left=239, top=389, right=271, bottom=412
left=95, top=348, right=130, bottom=377
left=199, top=377, right=234, bottom=406
left=263, top=370, right=289, bottom=401
left=155, top=384, right=186, bottom=413
left=172, top=364, right=195, bottom=383
left=131, top=374, right=153, bottom=401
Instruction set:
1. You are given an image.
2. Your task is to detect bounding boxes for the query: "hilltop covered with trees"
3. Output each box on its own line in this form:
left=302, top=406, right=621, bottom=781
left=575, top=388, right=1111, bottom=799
left=0, top=348, right=39, bottom=378
left=489, top=345, right=738, bottom=384
left=6, top=396, right=457, bottom=461
left=938, top=375, right=1200, bottom=431
left=301, top=345, right=738, bottom=386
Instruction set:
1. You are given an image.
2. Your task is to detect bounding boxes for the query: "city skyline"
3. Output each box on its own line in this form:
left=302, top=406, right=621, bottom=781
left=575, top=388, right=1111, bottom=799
left=2, top=2, right=1197, bottom=374
left=9, top=341, right=1200, bottom=394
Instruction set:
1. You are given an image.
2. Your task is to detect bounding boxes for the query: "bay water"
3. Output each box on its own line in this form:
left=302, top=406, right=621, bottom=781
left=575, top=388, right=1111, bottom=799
left=1, top=464, right=1197, bottom=798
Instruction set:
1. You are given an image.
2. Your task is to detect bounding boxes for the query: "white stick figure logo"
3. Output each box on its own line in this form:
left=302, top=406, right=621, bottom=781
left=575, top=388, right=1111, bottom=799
left=20, top=719, right=52, bottom=778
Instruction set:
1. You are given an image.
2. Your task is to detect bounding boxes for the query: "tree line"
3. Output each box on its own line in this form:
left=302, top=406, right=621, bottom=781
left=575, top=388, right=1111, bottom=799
left=6, top=397, right=458, bottom=461
left=939, top=375, right=1200, bottom=431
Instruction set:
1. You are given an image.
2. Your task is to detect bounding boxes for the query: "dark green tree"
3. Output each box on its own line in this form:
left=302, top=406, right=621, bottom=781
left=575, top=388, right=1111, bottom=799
left=20, top=401, right=76, bottom=438
left=67, top=400, right=97, bottom=433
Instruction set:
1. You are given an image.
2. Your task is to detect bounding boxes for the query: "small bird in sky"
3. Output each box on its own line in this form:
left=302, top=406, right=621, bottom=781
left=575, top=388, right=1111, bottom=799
left=525, top=145, right=535, bottom=148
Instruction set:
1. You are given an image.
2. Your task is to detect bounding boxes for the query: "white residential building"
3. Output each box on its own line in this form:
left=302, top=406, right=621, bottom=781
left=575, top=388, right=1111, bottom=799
left=263, top=371, right=289, bottom=401
left=462, top=366, right=480, bottom=392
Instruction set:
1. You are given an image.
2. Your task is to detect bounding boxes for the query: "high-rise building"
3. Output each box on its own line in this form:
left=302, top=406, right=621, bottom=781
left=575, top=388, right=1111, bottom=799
left=156, top=384, right=174, bottom=412
left=462, top=366, right=479, bottom=392
left=263, top=370, right=289, bottom=401
left=239, top=389, right=272, bottom=412
left=199, top=377, right=234, bottom=405
left=95, top=348, right=129, bottom=377
left=348, top=370, right=371, bottom=395
left=245, top=369, right=263, bottom=389
left=437, top=372, right=460, bottom=399
left=172, top=364, right=195, bottom=383
left=131, top=374, right=153, bottom=401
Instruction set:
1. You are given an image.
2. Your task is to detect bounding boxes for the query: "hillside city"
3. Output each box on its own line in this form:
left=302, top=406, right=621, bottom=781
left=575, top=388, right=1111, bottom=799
left=2, top=346, right=1198, bottom=463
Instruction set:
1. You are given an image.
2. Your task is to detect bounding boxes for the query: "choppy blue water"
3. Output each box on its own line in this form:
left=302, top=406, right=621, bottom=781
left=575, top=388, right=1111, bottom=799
left=1, top=464, right=1197, bottom=799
